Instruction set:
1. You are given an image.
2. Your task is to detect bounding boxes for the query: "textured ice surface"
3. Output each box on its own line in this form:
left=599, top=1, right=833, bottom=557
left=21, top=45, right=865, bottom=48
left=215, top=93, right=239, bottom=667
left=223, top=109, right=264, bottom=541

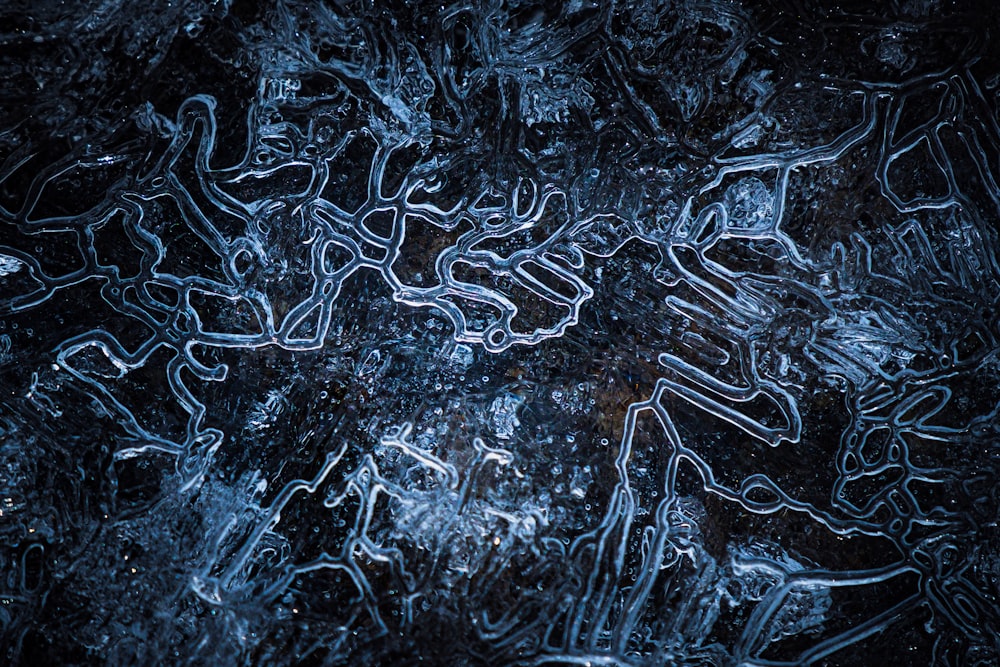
left=2, top=0, right=1000, bottom=665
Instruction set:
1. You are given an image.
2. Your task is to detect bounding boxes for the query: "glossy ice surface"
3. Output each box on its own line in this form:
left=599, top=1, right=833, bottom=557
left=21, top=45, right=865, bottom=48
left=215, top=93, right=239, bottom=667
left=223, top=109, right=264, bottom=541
left=2, top=1, right=1000, bottom=664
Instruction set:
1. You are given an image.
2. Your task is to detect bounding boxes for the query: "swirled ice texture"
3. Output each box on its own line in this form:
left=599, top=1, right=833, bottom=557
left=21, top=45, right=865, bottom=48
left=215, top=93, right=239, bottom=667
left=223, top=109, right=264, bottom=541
left=2, top=0, right=1000, bottom=664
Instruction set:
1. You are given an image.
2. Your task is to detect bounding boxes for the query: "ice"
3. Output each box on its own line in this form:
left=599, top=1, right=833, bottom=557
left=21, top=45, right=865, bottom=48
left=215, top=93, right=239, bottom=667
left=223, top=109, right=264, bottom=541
left=2, top=1, right=999, bottom=665
left=0, top=254, right=23, bottom=276
left=723, top=176, right=775, bottom=230
left=489, top=393, right=523, bottom=441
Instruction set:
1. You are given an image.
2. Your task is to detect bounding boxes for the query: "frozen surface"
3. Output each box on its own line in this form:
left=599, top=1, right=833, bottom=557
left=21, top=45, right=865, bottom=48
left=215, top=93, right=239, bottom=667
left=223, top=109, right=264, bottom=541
left=2, top=1, right=1000, bottom=664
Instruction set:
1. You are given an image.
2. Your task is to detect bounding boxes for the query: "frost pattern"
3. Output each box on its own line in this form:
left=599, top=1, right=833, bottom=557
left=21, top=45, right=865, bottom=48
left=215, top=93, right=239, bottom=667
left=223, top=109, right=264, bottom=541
left=1, top=1, right=1000, bottom=665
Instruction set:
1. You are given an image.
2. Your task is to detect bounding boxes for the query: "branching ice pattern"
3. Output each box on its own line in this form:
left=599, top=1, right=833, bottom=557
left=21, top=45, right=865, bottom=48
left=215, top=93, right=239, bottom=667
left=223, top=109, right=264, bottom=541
left=1, top=1, right=999, bottom=664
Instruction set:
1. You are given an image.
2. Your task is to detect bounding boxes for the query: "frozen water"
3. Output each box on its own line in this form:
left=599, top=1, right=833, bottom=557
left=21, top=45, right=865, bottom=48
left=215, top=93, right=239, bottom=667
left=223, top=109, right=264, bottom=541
left=723, top=177, right=775, bottom=230
left=1, top=1, right=999, bottom=665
